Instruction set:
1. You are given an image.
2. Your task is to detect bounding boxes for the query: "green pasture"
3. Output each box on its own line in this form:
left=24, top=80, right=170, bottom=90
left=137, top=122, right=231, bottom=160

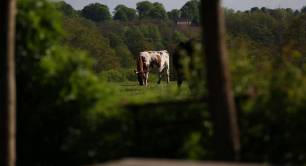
left=108, top=81, right=192, bottom=105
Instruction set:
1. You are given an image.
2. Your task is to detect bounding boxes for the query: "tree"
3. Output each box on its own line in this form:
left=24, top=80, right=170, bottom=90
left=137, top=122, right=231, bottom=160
left=168, top=9, right=181, bottom=22
left=108, top=33, right=134, bottom=68
left=285, top=8, right=294, bottom=14
left=286, top=14, right=306, bottom=54
left=136, top=1, right=167, bottom=20
left=150, top=2, right=168, bottom=20
left=113, top=4, right=137, bottom=21
left=124, top=27, right=150, bottom=56
left=180, top=0, right=200, bottom=24
left=261, top=7, right=268, bottom=13
left=81, top=3, right=111, bottom=22
left=250, top=7, right=260, bottom=13
left=139, top=24, right=164, bottom=49
left=136, top=1, right=153, bottom=19
left=301, top=6, right=306, bottom=13
left=54, top=1, right=78, bottom=17
left=63, top=17, right=120, bottom=71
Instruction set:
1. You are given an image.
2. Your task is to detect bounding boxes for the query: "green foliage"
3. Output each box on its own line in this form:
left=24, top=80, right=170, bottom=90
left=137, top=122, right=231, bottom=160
left=181, top=132, right=205, bottom=160
left=62, top=17, right=119, bottom=71
left=16, top=0, right=62, bottom=68
left=226, top=10, right=278, bottom=45
left=54, top=1, right=78, bottom=17
left=40, top=47, right=108, bottom=106
left=81, top=3, right=111, bottom=22
left=173, top=31, right=188, bottom=43
left=137, top=1, right=153, bottom=19
left=178, top=41, right=205, bottom=96
left=239, top=63, right=306, bottom=163
left=16, top=0, right=115, bottom=165
left=228, top=36, right=272, bottom=96
left=100, top=69, right=135, bottom=82
left=150, top=2, right=168, bottom=20
left=180, top=0, right=200, bottom=24
left=139, top=24, right=164, bottom=49
left=107, top=33, right=134, bottom=68
left=285, top=13, right=306, bottom=54
left=250, top=7, right=260, bottom=13
left=37, top=47, right=115, bottom=166
left=136, top=1, right=168, bottom=20
left=124, top=26, right=150, bottom=55
left=226, top=35, right=306, bottom=164
left=168, top=9, right=181, bottom=22
left=53, top=0, right=200, bottom=72
left=113, top=5, right=137, bottom=21
left=301, top=6, right=306, bottom=13
left=225, top=7, right=296, bottom=47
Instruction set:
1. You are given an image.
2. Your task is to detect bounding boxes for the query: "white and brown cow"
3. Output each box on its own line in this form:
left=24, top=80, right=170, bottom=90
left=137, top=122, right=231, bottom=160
left=135, top=50, right=170, bottom=86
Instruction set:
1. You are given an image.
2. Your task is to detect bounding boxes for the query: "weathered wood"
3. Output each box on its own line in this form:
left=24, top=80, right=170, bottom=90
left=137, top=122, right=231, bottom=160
left=87, top=158, right=264, bottom=166
left=201, top=0, right=240, bottom=160
left=0, top=0, right=17, bottom=166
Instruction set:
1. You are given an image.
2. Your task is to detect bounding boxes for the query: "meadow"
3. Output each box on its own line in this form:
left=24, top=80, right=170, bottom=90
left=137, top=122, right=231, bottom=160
left=108, top=80, right=191, bottom=105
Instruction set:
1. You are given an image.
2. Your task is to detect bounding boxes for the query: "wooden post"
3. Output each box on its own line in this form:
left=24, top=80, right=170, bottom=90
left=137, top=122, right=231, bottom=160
left=201, top=0, right=240, bottom=160
left=0, top=0, right=17, bottom=166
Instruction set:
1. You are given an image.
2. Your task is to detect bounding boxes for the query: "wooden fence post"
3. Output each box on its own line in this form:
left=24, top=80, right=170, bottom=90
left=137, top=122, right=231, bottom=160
left=201, top=0, right=240, bottom=160
left=0, top=0, right=17, bottom=166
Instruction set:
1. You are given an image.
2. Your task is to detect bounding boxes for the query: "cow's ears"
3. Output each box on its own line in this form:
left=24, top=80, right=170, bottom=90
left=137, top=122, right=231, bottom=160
left=134, top=69, right=139, bottom=74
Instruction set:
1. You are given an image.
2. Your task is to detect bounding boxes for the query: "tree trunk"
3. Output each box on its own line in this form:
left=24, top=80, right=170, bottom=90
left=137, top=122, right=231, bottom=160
left=201, top=0, right=240, bottom=161
left=0, top=0, right=17, bottom=166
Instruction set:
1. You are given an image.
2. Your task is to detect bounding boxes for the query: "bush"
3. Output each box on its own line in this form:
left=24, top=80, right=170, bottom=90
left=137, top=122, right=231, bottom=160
left=240, top=63, right=306, bottom=164
left=100, top=69, right=127, bottom=82
left=16, top=0, right=116, bottom=165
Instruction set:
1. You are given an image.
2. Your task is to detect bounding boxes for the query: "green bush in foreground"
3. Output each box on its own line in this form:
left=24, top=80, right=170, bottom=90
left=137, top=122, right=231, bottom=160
left=16, top=0, right=115, bottom=165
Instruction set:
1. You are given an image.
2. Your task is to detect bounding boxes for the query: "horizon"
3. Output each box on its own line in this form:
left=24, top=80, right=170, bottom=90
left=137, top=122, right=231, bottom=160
left=56, top=0, right=306, bottom=11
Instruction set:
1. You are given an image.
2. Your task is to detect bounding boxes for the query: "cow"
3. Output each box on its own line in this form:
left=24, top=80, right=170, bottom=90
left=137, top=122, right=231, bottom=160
left=135, top=50, right=170, bottom=86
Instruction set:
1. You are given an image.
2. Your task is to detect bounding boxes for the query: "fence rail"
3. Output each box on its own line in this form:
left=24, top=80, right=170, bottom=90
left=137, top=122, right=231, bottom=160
left=87, top=158, right=264, bottom=166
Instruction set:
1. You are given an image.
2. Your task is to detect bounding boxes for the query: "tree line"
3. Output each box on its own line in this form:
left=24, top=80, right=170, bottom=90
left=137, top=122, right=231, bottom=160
left=56, top=0, right=200, bottom=24
left=55, top=0, right=306, bottom=76
left=54, top=0, right=201, bottom=79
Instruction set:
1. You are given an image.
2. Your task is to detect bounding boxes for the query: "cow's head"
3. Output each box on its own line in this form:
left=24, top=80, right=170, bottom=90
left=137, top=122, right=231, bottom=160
left=135, top=54, right=148, bottom=86
left=134, top=70, right=147, bottom=86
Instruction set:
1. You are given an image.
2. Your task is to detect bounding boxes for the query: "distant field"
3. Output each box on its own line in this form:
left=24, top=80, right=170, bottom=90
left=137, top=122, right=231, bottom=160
left=108, top=81, right=191, bottom=104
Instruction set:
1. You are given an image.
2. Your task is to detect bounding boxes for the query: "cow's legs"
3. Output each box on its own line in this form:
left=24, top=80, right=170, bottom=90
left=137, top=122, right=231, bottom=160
left=166, top=70, right=170, bottom=84
left=157, top=66, right=163, bottom=84
left=157, top=72, right=162, bottom=84
left=157, top=68, right=169, bottom=84
left=145, top=72, right=149, bottom=86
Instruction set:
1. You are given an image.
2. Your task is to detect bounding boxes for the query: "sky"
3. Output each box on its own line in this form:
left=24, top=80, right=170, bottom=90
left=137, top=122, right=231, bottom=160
left=61, top=0, right=306, bottom=11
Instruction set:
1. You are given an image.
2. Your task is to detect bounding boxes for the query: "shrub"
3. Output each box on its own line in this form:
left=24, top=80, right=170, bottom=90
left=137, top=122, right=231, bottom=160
left=16, top=0, right=116, bottom=165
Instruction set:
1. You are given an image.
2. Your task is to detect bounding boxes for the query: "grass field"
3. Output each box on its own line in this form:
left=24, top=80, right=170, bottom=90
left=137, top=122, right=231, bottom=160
left=109, top=81, right=192, bottom=105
